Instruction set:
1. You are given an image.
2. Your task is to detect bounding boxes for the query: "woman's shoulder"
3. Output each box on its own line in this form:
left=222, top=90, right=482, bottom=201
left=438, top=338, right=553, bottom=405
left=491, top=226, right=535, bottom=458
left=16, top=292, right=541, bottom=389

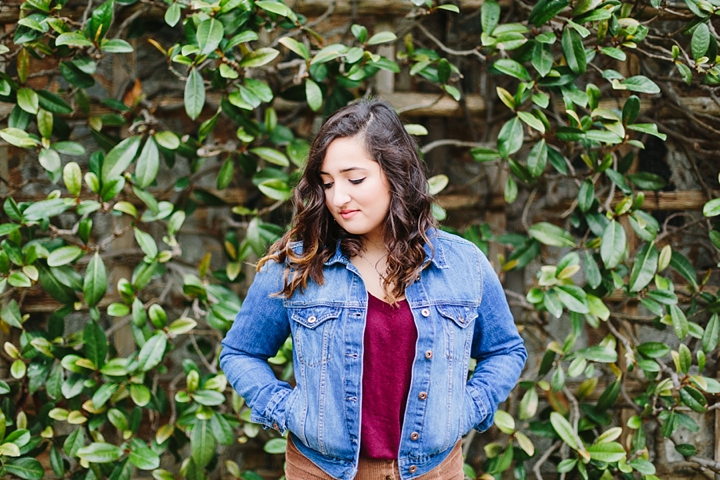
left=433, top=229, right=484, bottom=255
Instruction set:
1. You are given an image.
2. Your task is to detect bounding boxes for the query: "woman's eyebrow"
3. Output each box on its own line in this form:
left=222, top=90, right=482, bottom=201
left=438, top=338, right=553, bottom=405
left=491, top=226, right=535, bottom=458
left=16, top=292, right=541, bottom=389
left=319, top=167, right=368, bottom=175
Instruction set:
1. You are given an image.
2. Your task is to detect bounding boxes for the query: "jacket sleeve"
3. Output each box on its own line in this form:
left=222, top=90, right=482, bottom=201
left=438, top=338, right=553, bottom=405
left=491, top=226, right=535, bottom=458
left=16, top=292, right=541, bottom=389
left=463, top=249, right=527, bottom=433
left=219, top=259, right=293, bottom=433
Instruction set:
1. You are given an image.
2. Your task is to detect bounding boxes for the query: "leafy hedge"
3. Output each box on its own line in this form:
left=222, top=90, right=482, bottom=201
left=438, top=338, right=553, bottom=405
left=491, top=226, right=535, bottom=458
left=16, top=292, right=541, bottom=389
left=0, top=0, right=720, bottom=479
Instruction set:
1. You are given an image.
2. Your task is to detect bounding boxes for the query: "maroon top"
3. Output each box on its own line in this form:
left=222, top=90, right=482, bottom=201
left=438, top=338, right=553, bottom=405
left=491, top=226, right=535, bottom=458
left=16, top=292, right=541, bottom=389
left=360, top=293, right=418, bottom=459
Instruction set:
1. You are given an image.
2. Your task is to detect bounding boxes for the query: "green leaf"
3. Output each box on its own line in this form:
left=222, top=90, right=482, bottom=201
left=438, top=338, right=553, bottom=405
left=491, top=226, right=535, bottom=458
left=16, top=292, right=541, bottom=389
left=100, top=39, right=134, bottom=53
left=0, top=128, right=38, bottom=148
left=497, top=117, right=524, bottom=159
left=56, top=32, right=94, bottom=47
left=258, top=179, right=292, bottom=201
left=135, top=137, right=159, bottom=189
left=38, top=148, right=61, bottom=173
left=239, top=47, right=280, bottom=67
left=165, top=2, right=181, bottom=27
left=493, top=59, right=531, bottom=81
left=8, top=271, right=31, bottom=288
left=704, top=198, right=720, bottom=217
left=129, top=445, right=161, bottom=470
left=601, top=220, right=626, bottom=269
left=562, top=27, right=586, bottom=75
left=278, top=37, right=309, bottom=60
left=305, top=78, right=322, bottom=111
left=184, top=68, right=205, bottom=121
left=555, top=285, right=589, bottom=314
left=679, top=385, right=707, bottom=413
left=197, top=18, right=224, bottom=55
left=134, top=228, right=158, bottom=259
left=670, top=304, right=689, bottom=340
left=599, top=46, right=626, bottom=61
left=53, top=140, right=85, bottom=155
left=5, top=458, right=45, bottom=480
left=63, top=162, right=82, bottom=196
left=77, top=442, right=123, bottom=463
left=63, top=429, right=85, bottom=457
left=154, top=131, right=180, bottom=150
left=367, top=31, right=397, bottom=46
left=679, top=343, right=692, bottom=374
left=136, top=333, right=167, bottom=372
left=83, top=252, right=107, bottom=307
left=532, top=42, right=553, bottom=77
left=526, top=138, right=548, bottom=176
left=494, top=410, right=516, bottom=434
left=691, top=23, right=710, bottom=61
left=529, top=0, right=570, bottom=27
left=84, top=320, right=107, bottom=368
left=528, top=222, right=575, bottom=247
left=518, top=111, right=546, bottom=134
left=702, top=314, right=719, bottom=353
left=1, top=301, right=22, bottom=328
left=669, top=251, right=697, bottom=287
left=193, top=389, right=225, bottom=406
left=48, top=246, right=84, bottom=267
left=577, top=345, right=617, bottom=363
left=587, top=442, right=626, bottom=463
left=620, top=76, right=661, bottom=94
left=101, top=135, right=141, bottom=183
left=550, top=412, right=579, bottom=450
left=637, top=342, right=670, bottom=359
left=481, top=0, right=500, bottom=33
left=628, top=242, right=658, bottom=292
left=191, top=419, right=216, bottom=467
left=676, top=62, right=693, bottom=85
left=17, top=88, right=39, bottom=114
left=256, top=0, right=295, bottom=17
left=264, top=438, right=287, bottom=454
left=167, top=317, right=197, bottom=335
left=130, top=384, right=151, bottom=406
left=675, top=443, right=697, bottom=457
left=250, top=147, right=289, bottom=166
left=627, top=123, right=667, bottom=141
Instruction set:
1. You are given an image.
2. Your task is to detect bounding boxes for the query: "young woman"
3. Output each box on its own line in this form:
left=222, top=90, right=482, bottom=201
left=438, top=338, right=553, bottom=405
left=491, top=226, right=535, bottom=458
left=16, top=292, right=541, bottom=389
left=220, top=99, right=527, bottom=480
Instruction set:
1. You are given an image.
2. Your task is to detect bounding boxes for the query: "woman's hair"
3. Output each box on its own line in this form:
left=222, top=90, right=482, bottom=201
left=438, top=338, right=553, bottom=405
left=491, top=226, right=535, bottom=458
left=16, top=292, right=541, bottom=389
left=258, top=98, right=436, bottom=303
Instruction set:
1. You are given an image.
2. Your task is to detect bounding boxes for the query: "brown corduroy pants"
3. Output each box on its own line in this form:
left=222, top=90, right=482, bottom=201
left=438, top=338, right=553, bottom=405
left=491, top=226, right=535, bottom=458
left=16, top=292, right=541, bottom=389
left=285, top=436, right=464, bottom=480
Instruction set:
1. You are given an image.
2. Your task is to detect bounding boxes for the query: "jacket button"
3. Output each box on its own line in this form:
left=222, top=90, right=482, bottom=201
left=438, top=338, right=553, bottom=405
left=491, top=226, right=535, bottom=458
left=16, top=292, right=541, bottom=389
left=421, top=308, right=430, bottom=317
left=272, top=422, right=278, bottom=430
left=307, top=315, right=317, bottom=324
left=418, top=391, right=427, bottom=400
left=425, top=350, right=433, bottom=359
left=410, top=432, right=419, bottom=440
left=409, top=465, right=417, bottom=473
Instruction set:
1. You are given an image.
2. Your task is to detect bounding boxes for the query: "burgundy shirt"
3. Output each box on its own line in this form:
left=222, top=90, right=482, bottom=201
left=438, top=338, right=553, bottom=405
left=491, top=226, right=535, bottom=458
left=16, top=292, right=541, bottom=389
left=360, top=293, right=418, bottom=459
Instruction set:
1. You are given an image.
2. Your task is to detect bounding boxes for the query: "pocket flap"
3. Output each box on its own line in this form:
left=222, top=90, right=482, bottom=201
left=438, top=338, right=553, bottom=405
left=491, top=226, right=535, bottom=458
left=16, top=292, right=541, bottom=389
left=437, top=304, right=478, bottom=328
left=289, top=306, right=341, bottom=329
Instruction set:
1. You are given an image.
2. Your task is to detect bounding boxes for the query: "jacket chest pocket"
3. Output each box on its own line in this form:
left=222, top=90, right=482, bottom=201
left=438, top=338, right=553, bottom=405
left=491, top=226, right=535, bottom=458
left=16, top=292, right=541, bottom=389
left=437, top=305, right=478, bottom=361
left=289, top=306, right=341, bottom=367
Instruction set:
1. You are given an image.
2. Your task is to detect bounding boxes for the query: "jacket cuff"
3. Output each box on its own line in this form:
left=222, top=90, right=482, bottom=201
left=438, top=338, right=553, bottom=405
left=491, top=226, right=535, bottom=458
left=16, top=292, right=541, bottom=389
left=465, top=384, right=492, bottom=433
left=250, top=387, right=292, bottom=434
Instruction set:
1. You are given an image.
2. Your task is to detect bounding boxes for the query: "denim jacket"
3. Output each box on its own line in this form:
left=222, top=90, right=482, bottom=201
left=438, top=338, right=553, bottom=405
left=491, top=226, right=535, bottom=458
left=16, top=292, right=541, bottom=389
left=220, top=230, right=527, bottom=480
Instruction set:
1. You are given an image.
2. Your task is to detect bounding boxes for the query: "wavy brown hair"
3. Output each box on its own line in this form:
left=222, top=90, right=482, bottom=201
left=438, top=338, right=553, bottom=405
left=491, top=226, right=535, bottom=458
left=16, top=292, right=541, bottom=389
left=258, top=98, right=436, bottom=302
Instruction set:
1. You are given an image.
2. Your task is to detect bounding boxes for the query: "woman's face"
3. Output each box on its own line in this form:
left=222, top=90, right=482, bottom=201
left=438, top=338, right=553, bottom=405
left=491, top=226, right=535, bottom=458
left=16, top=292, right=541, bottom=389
left=320, top=136, right=391, bottom=245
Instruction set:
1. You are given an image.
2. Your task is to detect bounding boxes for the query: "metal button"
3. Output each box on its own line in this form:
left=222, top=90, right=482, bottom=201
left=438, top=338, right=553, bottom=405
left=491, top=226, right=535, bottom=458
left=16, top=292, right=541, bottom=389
left=410, top=432, right=419, bottom=441
left=409, top=465, right=417, bottom=473
left=307, top=315, right=317, bottom=324
left=272, top=422, right=278, bottom=430
left=421, top=308, right=430, bottom=317
left=418, top=391, right=427, bottom=400
left=425, top=350, right=433, bottom=359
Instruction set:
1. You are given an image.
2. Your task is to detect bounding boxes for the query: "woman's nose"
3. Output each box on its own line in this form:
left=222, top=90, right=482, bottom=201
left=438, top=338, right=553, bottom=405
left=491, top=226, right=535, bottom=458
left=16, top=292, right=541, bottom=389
left=330, top=185, right=350, bottom=207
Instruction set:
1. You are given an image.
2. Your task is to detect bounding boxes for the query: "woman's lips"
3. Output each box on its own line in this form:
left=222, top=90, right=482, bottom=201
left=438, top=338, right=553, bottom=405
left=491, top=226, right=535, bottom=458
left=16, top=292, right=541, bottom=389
left=340, top=210, right=359, bottom=220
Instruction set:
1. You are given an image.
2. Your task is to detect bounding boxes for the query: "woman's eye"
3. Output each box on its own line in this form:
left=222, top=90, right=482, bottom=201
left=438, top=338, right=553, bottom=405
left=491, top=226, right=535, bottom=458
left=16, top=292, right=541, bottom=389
left=349, top=178, right=365, bottom=185
left=322, top=182, right=333, bottom=189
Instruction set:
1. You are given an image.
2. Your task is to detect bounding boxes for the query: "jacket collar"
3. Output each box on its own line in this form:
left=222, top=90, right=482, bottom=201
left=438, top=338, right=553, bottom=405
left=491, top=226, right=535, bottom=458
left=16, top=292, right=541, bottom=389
left=323, top=228, right=448, bottom=269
